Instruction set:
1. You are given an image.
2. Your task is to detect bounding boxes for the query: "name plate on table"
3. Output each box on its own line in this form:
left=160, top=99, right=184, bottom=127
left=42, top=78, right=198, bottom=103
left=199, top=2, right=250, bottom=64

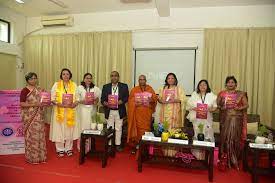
left=83, top=130, right=101, bottom=135
left=142, top=136, right=161, bottom=142
left=193, top=140, right=215, bottom=147
left=249, top=143, right=274, bottom=150
left=168, top=138, right=188, bottom=145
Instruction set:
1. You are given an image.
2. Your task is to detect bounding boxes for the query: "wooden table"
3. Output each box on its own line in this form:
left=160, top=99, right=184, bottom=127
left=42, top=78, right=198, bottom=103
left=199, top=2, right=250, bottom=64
left=138, top=137, right=214, bottom=182
left=79, top=127, right=115, bottom=168
left=243, top=141, right=275, bottom=183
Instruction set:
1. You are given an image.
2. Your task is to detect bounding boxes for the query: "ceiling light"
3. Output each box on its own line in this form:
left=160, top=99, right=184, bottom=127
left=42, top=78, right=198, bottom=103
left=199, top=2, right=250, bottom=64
left=15, top=0, right=25, bottom=3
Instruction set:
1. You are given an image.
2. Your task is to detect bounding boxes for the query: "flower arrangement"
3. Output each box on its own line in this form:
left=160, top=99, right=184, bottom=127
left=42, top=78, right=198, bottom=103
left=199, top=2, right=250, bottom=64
left=153, top=122, right=163, bottom=137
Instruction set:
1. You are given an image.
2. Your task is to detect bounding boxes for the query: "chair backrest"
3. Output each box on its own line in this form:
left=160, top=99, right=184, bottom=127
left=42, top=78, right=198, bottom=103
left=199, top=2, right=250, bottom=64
left=185, top=111, right=260, bottom=136
left=212, top=112, right=260, bottom=136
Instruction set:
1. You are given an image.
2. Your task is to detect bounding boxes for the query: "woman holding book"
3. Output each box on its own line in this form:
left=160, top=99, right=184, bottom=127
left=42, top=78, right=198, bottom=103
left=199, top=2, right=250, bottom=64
left=77, top=73, right=101, bottom=151
left=157, top=73, right=186, bottom=129
left=217, top=76, right=248, bottom=170
left=186, top=80, right=217, bottom=142
left=20, top=72, right=48, bottom=164
left=50, top=68, right=79, bottom=157
left=186, top=80, right=217, bottom=160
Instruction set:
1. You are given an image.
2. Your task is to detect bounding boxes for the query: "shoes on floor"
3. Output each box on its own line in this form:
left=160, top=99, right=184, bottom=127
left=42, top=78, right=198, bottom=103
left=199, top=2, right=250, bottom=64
left=116, top=146, right=123, bottom=152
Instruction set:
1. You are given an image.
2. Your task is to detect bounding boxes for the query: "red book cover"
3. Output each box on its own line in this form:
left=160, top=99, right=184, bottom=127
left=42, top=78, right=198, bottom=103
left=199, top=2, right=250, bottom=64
left=225, top=93, right=237, bottom=109
left=62, top=94, right=73, bottom=106
left=108, top=94, right=118, bottom=109
left=40, top=92, right=51, bottom=105
left=164, top=89, right=175, bottom=102
left=135, top=92, right=152, bottom=107
left=196, top=103, right=208, bottom=119
left=134, top=93, right=143, bottom=105
left=142, top=92, right=152, bottom=106
left=85, top=92, right=94, bottom=105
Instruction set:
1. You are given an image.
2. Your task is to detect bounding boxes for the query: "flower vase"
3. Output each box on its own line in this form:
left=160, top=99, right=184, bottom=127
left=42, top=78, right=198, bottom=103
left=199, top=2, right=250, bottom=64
left=91, top=122, right=97, bottom=130
left=161, top=132, right=169, bottom=142
left=97, top=123, right=104, bottom=131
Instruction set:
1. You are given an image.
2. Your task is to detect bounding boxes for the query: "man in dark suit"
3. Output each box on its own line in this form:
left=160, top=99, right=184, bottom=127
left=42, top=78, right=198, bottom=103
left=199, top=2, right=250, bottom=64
left=101, top=71, right=129, bottom=151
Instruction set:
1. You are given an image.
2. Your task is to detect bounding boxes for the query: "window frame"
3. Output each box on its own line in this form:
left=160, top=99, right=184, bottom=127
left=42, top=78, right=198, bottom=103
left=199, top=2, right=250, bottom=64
left=0, top=19, right=11, bottom=43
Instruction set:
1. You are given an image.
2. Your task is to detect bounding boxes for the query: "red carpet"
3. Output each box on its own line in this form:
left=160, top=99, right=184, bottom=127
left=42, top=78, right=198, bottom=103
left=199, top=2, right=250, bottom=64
left=0, top=125, right=273, bottom=183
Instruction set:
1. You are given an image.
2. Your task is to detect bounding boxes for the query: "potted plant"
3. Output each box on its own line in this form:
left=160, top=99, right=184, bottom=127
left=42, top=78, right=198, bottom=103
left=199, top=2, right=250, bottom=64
left=91, top=114, right=98, bottom=130
left=153, top=122, right=161, bottom=137
left=97, top=113, right=105, bottom=131
left=92, top=113, right=105, bottom=131
left=197, top=123, right=205, bottom=141
left=255, top=125, right=269, bottom=144
left=161, top=120, right=169, bottom=142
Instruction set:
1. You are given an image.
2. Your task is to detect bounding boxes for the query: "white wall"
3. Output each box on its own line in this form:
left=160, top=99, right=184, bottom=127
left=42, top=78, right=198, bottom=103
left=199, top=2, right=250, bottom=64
left=26, top=5, right=275, bottom=34
left=0, top=6, right=26, bottom=88
left=25, top=5, right=275, bottom=88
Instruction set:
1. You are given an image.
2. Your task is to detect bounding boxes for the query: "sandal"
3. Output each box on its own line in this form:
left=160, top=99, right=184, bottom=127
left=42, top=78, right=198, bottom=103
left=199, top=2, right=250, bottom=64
left=66, top=150, right=73, bottom=157
left=57, top=151, right=65, bottom=157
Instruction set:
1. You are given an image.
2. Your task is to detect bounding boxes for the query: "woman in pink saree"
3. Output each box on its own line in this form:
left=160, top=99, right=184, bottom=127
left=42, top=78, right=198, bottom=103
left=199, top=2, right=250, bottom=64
left=217, top=76, right=249, bottom=170
left=20, top=72, right=47, bottom=164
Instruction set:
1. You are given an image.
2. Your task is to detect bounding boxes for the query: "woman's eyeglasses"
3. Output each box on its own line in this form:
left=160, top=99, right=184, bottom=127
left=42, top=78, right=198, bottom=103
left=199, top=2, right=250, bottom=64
left=29, top=78, right=38, bottom=80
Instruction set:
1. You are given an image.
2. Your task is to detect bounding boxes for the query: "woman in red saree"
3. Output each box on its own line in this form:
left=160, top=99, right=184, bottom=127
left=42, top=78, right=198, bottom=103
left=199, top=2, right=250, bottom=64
left=20, top=72, right=47, bottom=164
left=217, top=76, right=249, bottom=170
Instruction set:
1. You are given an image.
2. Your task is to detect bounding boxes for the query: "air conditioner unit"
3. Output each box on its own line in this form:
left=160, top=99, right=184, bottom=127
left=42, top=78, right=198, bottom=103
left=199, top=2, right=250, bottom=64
left=41, top=15, right=74, bottom=27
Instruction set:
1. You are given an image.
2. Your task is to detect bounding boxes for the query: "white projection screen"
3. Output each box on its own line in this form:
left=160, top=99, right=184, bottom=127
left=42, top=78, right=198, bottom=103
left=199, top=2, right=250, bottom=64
left=134, top=48, right=197, bottom=96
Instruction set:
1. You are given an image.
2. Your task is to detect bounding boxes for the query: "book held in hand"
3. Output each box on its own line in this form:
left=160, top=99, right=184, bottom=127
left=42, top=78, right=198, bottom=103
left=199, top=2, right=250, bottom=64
left=196, top=103, right=208, bottom=119
left=40, top=92, right=51, bottom=105
left=62, top=94, right=73, bottom=106
left=225, top=93, right=237, bottom=109
left=164, top=89, right=175, bottom=102
left=135, top=92, right=152, bottom=106
left=84, top=92, right=94, bottom=105
left=108, top=94, right=118, bottom=109
left=142, top=92, right=152, bottom=106
left=134, top=93, right=142, bottom=105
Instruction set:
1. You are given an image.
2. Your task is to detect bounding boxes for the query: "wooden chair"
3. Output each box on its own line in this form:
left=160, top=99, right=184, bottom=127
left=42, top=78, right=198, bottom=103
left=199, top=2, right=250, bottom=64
left=212, top=112, right=260, bottom=147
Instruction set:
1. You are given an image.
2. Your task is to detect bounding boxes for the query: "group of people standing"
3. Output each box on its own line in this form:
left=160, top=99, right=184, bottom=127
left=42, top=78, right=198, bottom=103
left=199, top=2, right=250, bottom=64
left=20, top=68, right=248, bottom=171
left=186, top=77, right=248, bottom=170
